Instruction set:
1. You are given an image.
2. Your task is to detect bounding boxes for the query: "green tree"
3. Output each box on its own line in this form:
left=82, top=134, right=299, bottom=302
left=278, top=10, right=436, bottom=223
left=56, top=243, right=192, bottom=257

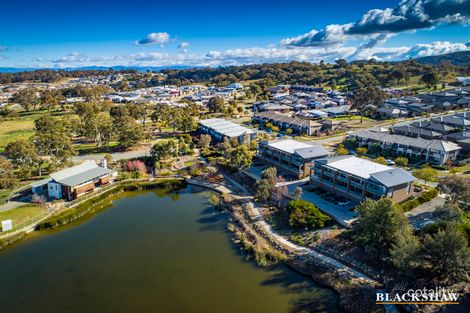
left=288, top=199, right=331, bottom=228
left=0, top=156, right=16, bottom=189
left=4, top=139, right=40, bottom=178
left=421, top=72, right=439, bottom=88
left=356, top=147, right=367, bottom=156
left=422, top=227, right=470, bottom=282
left=438, top=175, right=470, bottom=204
left=199, top=134, right=212, bottom=149
left=352, top=85, right=386, bottom=123
left=207, top=96, right=225, bottom=113
left=374, top=156, right=387, bottom=165
left=10, top=89, right=39, bottom=111
left=228, top=144, right=253, bottom=171
left=354, top=198, right=409, bottom=258
left=389, top=230, right=421, bottom=275
left=34, top=115, right=75, bottom=161
left=255, top=179, right=271, bottom=204
left=117, top=122, right=145, bottom=149
left=336, top=144, right=348, bottom=155
left=413, top=166, right=437, bottom=185
left=39, top=89, right=64, bottom=111
left=394, top=156, right=408, bottom=167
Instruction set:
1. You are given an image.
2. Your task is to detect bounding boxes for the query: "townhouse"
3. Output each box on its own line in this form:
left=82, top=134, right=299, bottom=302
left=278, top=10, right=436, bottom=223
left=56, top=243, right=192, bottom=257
left=351, top=129, right=461, bottom=165
left=253, top=112, right=322, bottom=135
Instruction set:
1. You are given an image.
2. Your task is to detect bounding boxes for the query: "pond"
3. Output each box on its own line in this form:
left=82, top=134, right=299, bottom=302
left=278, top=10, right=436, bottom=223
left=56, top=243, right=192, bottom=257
left=0, top=186, right=339, bottom=313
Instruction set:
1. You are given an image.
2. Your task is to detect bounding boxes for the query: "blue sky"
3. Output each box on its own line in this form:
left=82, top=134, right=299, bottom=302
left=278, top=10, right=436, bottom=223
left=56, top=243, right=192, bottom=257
left=0, top=0, right=469, bottom=68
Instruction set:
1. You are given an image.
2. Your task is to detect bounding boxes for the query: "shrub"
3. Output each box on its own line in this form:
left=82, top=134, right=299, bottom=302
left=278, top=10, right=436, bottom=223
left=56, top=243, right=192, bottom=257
left=395, top=156, right=408, bottom=167
left=356, top=147, right=367, bottom=156
left=288, top=199, right=331, bottom=229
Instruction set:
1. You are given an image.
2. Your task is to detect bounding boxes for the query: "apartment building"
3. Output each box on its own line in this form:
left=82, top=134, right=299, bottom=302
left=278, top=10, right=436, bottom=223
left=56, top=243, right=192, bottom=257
left=257, top=139, right=329, bottom=178
left=310, top=156, right=414, bottom=203
left=199, top=118, right=256, bottom=142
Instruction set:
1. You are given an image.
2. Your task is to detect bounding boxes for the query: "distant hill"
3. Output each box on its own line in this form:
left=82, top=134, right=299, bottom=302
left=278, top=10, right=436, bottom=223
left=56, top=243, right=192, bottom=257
left=0, top=65, right=195, bottom=73
left=413, top=50, right=470, bottom=66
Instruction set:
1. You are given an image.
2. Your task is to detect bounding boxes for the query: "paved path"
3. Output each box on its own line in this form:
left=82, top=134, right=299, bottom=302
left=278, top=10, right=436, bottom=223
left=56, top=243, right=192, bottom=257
left=246, top=201, right=376, bottom=284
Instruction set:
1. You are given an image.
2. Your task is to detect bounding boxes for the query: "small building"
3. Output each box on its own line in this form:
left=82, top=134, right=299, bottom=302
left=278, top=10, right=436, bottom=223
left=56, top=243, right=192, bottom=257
left=257, top=139, right=330, bottom=178
left=310, top=156, right=414, bottom=203
left=199, top=118, right=256, bottom=142
left=31, top=161, right=117, bottom=201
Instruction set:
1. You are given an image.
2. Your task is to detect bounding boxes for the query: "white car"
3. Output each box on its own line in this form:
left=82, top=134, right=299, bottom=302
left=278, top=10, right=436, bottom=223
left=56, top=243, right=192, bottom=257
left=386, top=159, right=395, bottom=166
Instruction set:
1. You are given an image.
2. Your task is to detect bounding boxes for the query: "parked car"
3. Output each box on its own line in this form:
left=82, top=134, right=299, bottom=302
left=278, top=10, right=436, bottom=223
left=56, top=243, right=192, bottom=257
left=386, top=159, right=395, bottom=166
left=276, top=133, right=284, bottom=138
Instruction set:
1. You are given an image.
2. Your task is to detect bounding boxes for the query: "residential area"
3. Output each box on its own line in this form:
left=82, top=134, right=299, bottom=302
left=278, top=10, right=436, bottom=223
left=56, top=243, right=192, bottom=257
left=0, top=60, right=469, bottom=313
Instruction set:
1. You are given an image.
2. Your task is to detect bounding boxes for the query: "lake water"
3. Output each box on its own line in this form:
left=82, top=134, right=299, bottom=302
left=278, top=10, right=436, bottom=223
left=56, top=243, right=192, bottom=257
left=0, top=186, right=339, bottom=313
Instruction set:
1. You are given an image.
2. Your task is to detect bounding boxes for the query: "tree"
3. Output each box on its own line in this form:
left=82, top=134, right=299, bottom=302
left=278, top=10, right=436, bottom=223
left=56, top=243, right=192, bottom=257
left=255, top=179, right=271, bottom=204
left=0, top=157, right=16, bottom=188
left=356, top=147, right=367, bottom=156
left=394, top=156, right=408, bottom=167
left=34, top=115, right=75, bottom=162
left=389, top=230, right=421, bottom=275
left=10, top=89, right=39, bottom=111
left=438, top=175, right=470, bottom=204
left=199, top=134, right=212, bottom=149
left=228, top=144, right=253, bottom=171
left=288, top=199, right=331, bottom=229
left=39, top=89, right=64, bottom=111
left=207, top=96, right=225, bottom=113
left=117, top=122, right=145, bottom=149
left=336, top=144, right=348, bottom=155
left=126, top=103, right=150, bottom=126
left=292, top=186, right=303, bottom=200
left=151, top=141, right=171, bottom=161
left=352, top=85, right=386, bottom=123
left=421, top=72, right=439, bottom=88
left=374, top=156, right=387, bottom=165
left=422, top=227, right=470, bottom=282
left=413, top=166, right=437, bottom=185
left=5, top=139, right=40, bottom=178
left=354, top=198, right=409, bottom=258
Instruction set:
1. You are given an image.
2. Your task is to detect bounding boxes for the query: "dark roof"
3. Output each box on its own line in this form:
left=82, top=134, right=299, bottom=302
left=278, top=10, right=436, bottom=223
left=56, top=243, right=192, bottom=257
left=370, top=169, right=415, bottom=188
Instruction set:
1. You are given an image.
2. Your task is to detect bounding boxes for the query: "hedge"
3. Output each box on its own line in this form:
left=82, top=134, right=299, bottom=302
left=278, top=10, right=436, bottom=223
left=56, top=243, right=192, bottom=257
left=36, top=179, right=186, bottom=230
left=400, top=188, right=438, bottom=212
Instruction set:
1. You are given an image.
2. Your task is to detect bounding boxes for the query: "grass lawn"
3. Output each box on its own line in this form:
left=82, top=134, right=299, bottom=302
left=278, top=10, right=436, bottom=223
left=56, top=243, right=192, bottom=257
left=75, top=141, right=120, bottom=155
left=0, top=204, right=46, bottom=230
left=0, top=119, right=35, bottom=151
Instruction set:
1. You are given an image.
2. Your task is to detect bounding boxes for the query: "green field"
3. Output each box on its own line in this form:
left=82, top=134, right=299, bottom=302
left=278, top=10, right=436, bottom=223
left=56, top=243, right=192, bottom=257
left=0, top=204, right=46, bottom=231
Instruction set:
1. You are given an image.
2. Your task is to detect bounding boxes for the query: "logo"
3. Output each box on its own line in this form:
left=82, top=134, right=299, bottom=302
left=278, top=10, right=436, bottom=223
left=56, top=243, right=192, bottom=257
left=376, top=283, right=460, bottom=305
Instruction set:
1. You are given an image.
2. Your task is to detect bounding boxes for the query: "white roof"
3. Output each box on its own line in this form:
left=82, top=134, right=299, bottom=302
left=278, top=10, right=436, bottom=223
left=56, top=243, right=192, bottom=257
left=267, top=139, right=314, bottom=154
left=50, top=161, right=99, bottom=182
left=326, top=156, right=392, bottom=179
left=199, top=118, right=255, bottom=137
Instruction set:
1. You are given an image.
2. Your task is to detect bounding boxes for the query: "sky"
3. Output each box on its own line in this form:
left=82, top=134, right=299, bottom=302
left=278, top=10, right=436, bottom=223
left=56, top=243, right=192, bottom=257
left=0, top=0, right=469, bottom=68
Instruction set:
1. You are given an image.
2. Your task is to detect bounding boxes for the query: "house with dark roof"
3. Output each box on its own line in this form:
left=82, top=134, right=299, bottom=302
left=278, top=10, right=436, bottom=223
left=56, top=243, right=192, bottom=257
left=310, top=156, right=414, bottom=203
left=257, top=139, right=330, bottom=178
left=31, top=161, right=117, bottom=201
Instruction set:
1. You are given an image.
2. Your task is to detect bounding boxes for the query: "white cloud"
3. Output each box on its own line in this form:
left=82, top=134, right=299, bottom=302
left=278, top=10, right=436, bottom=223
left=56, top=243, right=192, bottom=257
left=281, top=0, right=470, bottom=48
left=135, top=32, right=171, bottom=46
left=178, top=42, right=190, bottom=49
